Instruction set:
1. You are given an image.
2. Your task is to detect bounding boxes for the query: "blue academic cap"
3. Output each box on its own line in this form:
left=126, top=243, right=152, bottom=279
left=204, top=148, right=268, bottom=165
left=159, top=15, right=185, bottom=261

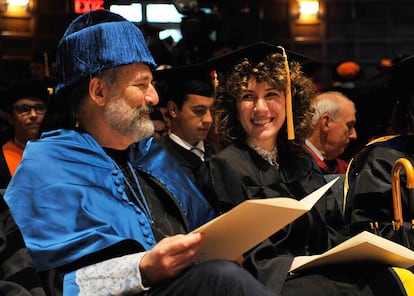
left=55, top=10, right=156, bottom=94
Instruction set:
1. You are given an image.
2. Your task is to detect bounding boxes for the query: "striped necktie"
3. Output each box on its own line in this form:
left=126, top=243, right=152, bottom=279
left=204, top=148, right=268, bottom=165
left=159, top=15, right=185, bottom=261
left=190, top=146, right=205, bottom=161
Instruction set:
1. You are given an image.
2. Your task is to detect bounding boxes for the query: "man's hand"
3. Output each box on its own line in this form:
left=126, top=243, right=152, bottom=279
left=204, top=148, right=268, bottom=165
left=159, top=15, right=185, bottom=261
left=140, top=233, right=203, bottom=286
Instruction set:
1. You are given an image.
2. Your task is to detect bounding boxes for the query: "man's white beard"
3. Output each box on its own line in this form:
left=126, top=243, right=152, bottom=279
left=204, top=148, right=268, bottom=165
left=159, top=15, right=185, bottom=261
left=104, top=96, right=154, bottom=143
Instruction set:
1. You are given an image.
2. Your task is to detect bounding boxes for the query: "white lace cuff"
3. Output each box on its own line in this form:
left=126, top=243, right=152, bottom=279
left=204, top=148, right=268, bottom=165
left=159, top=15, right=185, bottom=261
left=75, top=251, right=150, bottom=295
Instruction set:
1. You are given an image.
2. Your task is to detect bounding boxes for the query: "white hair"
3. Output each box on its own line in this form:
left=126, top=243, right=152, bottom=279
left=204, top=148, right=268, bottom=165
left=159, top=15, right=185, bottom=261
left=311, top=91, right=355, bottom=126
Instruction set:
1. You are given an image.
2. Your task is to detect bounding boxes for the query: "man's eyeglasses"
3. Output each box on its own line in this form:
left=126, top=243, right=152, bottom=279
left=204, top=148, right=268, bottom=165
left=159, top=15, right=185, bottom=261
left=12, top=104, right=46, bottom=115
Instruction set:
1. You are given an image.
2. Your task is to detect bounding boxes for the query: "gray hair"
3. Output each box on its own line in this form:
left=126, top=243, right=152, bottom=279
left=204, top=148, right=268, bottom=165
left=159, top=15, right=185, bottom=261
left=311, top=91, right=355, bottom=126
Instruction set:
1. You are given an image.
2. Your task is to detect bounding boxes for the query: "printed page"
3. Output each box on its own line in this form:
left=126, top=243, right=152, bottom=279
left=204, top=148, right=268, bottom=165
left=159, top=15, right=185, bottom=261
left=290, top=231, right=414, bottom=272
left=194, top=177, right=339, bottom=262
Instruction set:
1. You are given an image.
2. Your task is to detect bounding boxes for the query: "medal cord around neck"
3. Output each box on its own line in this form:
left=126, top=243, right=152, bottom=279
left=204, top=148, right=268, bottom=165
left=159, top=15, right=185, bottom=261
left=116, top=161, right=154, bottom=224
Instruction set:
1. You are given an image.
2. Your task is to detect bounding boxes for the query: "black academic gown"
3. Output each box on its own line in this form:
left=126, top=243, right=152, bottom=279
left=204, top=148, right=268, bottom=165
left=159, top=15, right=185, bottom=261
left=0, top=150, right=11, bottom=189
left=0, top=195, right=46, bottom=296
left=159, top=135, right=214, bottom=183
left=197, top=140, right=406, bottom=296
left=198, top=140, right=345, bottom=253
left=345, top=135, right=414, bottom=244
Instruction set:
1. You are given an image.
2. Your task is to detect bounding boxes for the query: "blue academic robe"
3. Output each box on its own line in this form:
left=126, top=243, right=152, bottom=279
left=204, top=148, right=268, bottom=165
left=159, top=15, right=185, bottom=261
left=4, top=129, right=215, bottom=294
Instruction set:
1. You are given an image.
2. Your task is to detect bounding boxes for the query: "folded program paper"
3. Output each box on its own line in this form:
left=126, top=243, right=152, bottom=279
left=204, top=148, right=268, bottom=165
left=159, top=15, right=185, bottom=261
left=290, top=230, right=414, bottom=272
left=193, top=177, right=339, bottom=262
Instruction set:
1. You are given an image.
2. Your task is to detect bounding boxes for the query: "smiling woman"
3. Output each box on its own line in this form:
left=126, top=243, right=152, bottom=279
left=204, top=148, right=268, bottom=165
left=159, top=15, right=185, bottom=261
left=196, top=41, right=412, bottom=296
left=207, top=42, right=314, bottom=149
left=236, top=81, right=286, bottom=151
left=3, top=10, right=278, bottom=296
left=197, top=41, right=319, bottom=214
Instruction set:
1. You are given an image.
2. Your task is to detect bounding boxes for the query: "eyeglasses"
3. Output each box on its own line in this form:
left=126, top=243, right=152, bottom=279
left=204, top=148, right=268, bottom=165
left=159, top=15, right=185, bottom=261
left=12, top=104, right=46, bottom=115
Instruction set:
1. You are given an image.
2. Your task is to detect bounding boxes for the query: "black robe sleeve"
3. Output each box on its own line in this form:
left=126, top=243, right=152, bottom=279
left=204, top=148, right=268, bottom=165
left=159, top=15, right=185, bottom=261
left=345, top=145, right=413, bottom=237
left=0, top=195, right=46, bottom=296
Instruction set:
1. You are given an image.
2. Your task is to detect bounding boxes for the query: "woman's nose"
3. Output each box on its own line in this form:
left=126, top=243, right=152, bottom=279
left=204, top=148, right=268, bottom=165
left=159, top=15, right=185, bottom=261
left=254, top=98, right=268, bottom=111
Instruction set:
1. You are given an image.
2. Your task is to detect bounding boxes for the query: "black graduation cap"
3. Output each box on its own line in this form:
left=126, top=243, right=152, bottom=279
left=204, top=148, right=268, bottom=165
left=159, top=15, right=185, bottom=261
left=154, top=63, right=212, bottom=83
left=154, top=63, right=215, bottom=104
left=204, top=41, right=310, bottom=140
left=0, top=80, right=50, bottom=113
left=205, top=41, right=311, bottom=75
left=366, top=54, right=414, bottom=101
left=353, top=54, right=414, bottom=139
left=388, top=55, right=414, bottom=92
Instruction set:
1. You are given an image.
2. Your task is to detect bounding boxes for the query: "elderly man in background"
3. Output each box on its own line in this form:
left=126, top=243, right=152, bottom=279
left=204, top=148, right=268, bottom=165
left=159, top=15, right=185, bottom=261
left=305, top=91, right=357, bottom=174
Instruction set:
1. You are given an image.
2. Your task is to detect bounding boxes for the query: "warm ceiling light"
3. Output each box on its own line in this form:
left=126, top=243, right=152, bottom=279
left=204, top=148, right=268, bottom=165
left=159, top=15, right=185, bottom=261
left=299, top=0, right=319, bottom=15
left=7, top=0, right=29, bottom=6
left=297, top=0, right=319, bottom=22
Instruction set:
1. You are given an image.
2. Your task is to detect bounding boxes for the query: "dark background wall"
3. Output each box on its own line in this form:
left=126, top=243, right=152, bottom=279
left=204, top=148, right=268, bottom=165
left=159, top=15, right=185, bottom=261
left=0, top=0, right=412, bottom=156
left=1, top=0, right=413, bottom=88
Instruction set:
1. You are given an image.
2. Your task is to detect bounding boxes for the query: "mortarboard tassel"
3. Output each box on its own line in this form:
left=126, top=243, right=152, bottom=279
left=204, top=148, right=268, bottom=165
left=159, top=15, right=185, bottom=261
left=278, top=46, right=295, bottom=140
left=210, top=70, right=219, bottom=96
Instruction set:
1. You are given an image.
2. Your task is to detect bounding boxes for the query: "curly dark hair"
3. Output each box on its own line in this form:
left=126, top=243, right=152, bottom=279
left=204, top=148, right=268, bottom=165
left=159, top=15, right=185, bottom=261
left=212, top=52, right=316, bottom=147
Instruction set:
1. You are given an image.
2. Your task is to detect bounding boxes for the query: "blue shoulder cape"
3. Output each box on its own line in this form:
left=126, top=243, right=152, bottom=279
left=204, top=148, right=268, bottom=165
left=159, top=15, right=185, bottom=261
left=4, top=129, right=215, bottom=272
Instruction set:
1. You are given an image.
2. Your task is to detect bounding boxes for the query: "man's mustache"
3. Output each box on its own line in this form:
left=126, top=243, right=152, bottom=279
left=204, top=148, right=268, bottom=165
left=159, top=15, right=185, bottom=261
left=138, top=104, right=154, bottom=114
left=147, top=104, right=154, bottom=114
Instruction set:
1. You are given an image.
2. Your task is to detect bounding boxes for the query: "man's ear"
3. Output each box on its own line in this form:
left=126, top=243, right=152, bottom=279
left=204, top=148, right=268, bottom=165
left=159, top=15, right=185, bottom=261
left=89, top=77, right=108, bottom=107
left=167, top=101, right=178, bottom=117
left=321, top=113, right=331, bottom=131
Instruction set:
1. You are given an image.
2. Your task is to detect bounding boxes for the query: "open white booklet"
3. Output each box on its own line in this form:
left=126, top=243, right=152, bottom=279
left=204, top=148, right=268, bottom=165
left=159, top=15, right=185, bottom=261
left=193, top=177, right=339, bottom=262
left=290, top=230, right=414, bottom=273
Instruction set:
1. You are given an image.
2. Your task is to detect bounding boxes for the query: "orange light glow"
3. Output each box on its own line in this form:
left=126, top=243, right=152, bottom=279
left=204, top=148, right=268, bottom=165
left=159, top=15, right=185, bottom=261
left=74, top=0, right=104, bottom=14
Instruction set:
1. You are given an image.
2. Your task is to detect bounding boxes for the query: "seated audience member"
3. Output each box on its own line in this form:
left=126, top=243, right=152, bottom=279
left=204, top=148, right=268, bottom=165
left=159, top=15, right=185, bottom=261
left=3, top=10, right=275, bottom=296
left=155, top=64, right=216, bottom=182
left=304, top=91, right=357, bottom=174
left=0, top=80, right=49, bottom=188
left=197, top=42, right=410, bottom=295
left=0, top=193, right=46, bottom=296
left=345, top=54, right=414, bottom=249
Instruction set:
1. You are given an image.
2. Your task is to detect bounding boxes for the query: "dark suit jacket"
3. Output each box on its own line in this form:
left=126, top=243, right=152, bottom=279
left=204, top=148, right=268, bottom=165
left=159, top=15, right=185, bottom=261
left=0, top=150, right=11, bottom=189
left=0, top=194, right=46, bottom=295
left=159, top=136, right=215, bottom=182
